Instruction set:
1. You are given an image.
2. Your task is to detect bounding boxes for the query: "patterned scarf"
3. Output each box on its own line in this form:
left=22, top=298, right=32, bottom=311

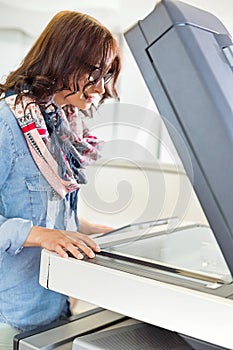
left=5, top=94, right=103, bottom=204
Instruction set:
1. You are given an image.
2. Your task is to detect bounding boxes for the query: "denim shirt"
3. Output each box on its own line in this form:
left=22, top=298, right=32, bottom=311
left=0, top=99, right=76, bottom=331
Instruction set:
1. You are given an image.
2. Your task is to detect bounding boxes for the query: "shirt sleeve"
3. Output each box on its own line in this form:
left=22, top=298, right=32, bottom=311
left=0, top=117, right=33, bottom=255
left=0, top=216, right=33, bottom=255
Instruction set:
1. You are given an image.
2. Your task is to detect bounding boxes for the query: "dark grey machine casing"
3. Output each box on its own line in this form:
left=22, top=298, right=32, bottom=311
left=124, top=0, right=233, bottom=274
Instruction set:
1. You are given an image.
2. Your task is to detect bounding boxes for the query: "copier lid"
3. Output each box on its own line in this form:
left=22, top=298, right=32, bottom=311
left=124, top=0, right=233, bottom=275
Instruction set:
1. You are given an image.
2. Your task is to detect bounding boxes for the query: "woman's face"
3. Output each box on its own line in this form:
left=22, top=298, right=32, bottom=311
left=54, top=74, right=105, bottom=110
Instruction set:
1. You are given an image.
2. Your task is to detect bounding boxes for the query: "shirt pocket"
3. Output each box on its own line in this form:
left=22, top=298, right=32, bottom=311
left=25, top=174, right=54, bottom=225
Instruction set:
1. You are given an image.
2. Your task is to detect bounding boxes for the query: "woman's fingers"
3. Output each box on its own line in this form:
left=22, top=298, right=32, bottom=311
left=65, top=241, right=95, bottom=259
left=66, top=231, right=101, bottom=252
left=56, top=232, right=101, bottom=259
left=78, top=233, right=101, bottom=252
left=55, top=244, right=70, bottom=259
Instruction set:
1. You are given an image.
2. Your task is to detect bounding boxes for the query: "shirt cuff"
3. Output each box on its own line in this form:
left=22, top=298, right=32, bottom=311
left=0, top=217, right=33, bottom=255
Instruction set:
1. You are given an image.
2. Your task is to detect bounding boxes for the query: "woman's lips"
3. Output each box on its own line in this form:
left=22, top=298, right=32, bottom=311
left=86, top=95, right=96, bottom=103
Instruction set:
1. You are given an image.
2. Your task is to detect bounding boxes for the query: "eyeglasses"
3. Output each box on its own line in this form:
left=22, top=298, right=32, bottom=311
left=87, top=65, right=114, bottom=85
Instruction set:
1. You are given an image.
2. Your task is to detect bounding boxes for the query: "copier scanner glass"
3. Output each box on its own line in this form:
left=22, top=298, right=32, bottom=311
left=101, top=224, right=232, bottom=285
left=123, top=0, right=233, bottom=278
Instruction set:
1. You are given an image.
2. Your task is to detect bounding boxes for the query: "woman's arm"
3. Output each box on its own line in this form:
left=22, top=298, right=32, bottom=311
left=0, top=118, right=34, bottom=255
left=79, top=217, right=113, bottom=235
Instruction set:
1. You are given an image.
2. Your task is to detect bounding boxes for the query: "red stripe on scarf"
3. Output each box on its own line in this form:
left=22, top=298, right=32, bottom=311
left=38, top=128, right=47, bottom=136
left=22, top=122, right=36, bottom=133
left=22, top=123, right=46, bottom=136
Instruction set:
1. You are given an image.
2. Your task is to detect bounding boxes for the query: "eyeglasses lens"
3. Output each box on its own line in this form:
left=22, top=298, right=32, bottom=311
left=88, top=67, right=101, bottom=83
left=88, top=65, right=113, bottom=85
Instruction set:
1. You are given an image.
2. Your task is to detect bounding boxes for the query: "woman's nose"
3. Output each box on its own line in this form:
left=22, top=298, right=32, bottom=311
left=94, top=78, right=105, bottom=94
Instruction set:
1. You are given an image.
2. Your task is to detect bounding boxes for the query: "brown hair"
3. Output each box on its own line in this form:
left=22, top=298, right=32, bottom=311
left=0, top=11, right=121, bottom=106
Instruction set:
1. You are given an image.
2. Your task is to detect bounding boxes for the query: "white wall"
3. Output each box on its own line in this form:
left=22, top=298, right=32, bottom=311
left=78, top=160, right=207, bottom=227
left=0, top=29, right=32, bottom=83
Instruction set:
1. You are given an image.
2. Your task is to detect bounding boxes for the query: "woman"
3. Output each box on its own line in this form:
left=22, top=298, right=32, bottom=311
left=0, top=10, right=121, bottom=349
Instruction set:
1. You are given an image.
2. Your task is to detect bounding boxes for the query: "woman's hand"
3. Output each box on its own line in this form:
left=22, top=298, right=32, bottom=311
left=24, top=226, right=100, bottom=259
left=79, top=217, right=113, bottom=235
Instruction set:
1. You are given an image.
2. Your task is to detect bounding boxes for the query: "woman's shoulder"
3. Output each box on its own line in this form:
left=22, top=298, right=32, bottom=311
left=0, top=98, right=27, bottom=156
left=0, top=98, right=22, bottom=135
left=0, top=99, right=12, bottom=120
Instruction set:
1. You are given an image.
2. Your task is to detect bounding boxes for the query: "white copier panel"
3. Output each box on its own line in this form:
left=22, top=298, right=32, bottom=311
left=40, top=223, right=233, bottom=349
